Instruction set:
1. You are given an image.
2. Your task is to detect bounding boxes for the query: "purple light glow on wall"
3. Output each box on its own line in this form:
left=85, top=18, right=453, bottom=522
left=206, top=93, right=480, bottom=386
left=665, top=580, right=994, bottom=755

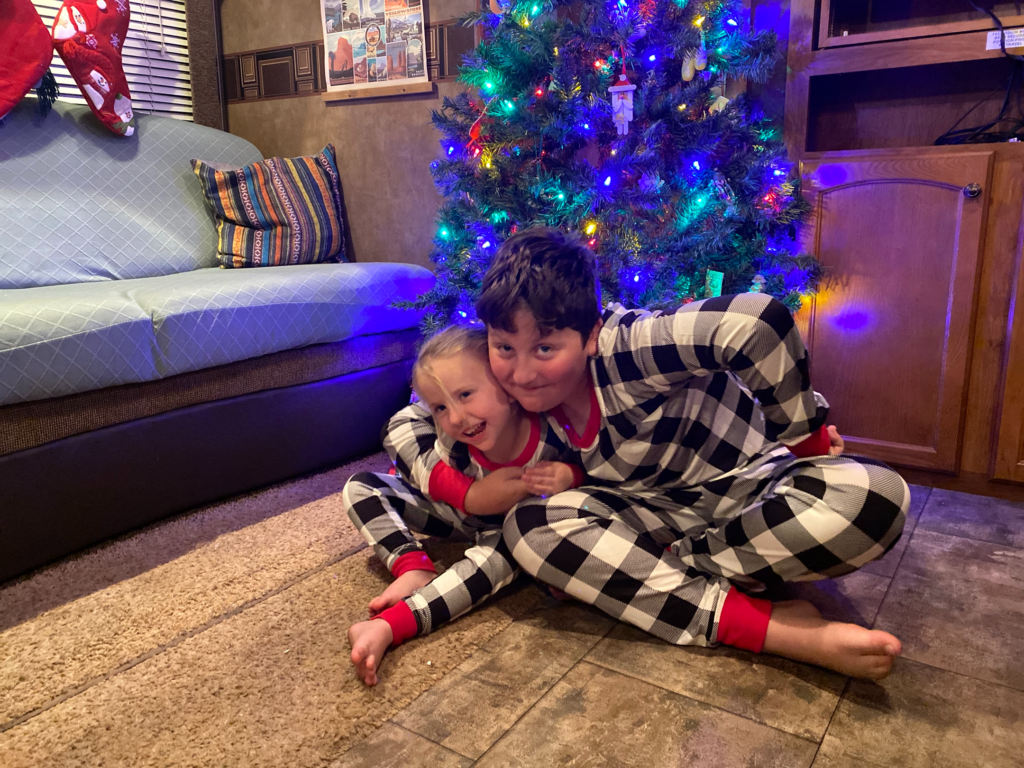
left=831, top=308, right=874, bottom=333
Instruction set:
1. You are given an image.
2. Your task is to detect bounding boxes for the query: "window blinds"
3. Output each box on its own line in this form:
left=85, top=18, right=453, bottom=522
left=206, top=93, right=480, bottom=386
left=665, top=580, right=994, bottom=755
left=32, top=0, right=193, bottom=121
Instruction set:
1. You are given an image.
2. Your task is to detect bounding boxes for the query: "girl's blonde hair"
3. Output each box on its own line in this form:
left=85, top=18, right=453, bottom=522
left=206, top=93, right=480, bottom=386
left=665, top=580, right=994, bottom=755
left=412, top=324, right=489, bottom=400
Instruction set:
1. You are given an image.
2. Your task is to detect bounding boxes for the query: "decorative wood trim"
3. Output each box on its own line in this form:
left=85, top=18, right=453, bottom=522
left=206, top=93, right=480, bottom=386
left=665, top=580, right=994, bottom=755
left=223, top=18, right=472, bottom=106
left=809, top=29, right=1015, bottom=76
left=323, top=81, right=435, bottom=102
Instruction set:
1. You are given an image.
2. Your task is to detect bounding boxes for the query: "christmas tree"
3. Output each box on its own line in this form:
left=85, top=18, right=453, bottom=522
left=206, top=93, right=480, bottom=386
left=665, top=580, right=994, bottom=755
left=408, top=0, right=818, bottom=334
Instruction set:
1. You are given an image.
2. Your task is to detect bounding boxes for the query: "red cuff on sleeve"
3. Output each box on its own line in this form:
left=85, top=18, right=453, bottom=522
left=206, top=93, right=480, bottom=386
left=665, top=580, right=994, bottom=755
left=391, top=551, right=437, bottom=579
left=569, top=465, right=585, bottom=488
left=428, top=462, right=474, bottom=512
left=374, top=601, right=419, bottom=646
left=716, top=588, right=773, bottom=653
left=787, top=425, right=831, bottom=459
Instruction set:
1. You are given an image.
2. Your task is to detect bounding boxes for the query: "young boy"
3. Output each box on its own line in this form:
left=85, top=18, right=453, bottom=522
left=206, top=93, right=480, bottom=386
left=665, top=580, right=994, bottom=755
left=393, top=227, right=909, bottom=680
left=342, top=324, right=583, bottom=685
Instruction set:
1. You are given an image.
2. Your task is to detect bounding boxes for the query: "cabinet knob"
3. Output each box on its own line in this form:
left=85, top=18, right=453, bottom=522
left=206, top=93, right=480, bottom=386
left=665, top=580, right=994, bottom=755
left=963, top=183, right=983, bottom=199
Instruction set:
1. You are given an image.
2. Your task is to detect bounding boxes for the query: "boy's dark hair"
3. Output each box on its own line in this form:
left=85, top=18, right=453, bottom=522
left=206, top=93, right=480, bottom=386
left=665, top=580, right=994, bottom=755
left=476, top=226, right=601, bottom=340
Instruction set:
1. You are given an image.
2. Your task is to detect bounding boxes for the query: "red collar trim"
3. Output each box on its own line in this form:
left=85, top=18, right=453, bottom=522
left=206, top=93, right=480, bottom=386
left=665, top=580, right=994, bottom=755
left=468, top=412, right=540, bottom=470
left=550, top=381, right=600, bottom=448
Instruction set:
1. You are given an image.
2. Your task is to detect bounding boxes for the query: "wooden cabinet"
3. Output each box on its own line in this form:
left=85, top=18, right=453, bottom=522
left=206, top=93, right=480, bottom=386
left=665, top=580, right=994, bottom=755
left=786, top=0, right=1024, bottom=497
left=798, top=150, right=992, bottom=472
left=995, top=244, right=1024, bottom=483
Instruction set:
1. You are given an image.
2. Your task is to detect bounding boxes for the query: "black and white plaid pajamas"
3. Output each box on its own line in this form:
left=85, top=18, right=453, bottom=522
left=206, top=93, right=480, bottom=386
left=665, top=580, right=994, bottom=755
left=342, top=404, right=577, bottom=638
left=500, top=294, right=909, bottom=646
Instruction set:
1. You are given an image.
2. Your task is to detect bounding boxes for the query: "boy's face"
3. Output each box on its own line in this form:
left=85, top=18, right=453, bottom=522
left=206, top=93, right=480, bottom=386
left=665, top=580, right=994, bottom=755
left=416, top=352, right=518, bottom=454
left=487, top=309, right=599, bottom=413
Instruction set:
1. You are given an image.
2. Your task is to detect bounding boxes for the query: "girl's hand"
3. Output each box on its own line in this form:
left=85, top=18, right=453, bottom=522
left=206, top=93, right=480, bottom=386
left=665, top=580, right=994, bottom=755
left=522, top=462, right=576, bottom=497
left=827, top=425, right=845, bottom=457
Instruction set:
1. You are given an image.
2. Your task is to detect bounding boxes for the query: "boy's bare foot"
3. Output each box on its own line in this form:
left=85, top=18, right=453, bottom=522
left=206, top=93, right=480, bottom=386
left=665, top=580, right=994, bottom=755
left=348, top=619, right=393, bottom=686
left=763, top=599, right=901, bottom=680
left=368, top=569, right=436, bottom=617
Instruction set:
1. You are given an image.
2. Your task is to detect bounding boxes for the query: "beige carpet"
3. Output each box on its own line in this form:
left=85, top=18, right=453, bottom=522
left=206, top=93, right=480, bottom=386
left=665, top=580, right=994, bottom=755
left=0, top=453, right=543, bottom=767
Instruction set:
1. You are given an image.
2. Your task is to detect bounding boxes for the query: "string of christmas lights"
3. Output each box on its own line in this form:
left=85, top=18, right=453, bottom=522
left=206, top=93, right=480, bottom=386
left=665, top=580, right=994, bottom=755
left=403, top=0, right=819, bottom=334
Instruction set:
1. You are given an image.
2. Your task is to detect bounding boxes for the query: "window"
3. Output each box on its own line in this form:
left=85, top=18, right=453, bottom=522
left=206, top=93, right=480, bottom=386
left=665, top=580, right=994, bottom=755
left=32, top=0, right=193, bottom=121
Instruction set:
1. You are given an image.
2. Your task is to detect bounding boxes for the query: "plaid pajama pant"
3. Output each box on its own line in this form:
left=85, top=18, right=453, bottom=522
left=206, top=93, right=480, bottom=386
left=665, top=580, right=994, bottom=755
left=502, top=447, right=909, bottom=646
left=343, top=471, right=519, bottom=636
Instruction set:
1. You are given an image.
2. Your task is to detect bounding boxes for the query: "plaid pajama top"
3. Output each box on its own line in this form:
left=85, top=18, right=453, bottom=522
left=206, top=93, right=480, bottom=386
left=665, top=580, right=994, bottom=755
left=546, top=293, right=830, bottom=492
left=383, top=403, right=582, bottom=507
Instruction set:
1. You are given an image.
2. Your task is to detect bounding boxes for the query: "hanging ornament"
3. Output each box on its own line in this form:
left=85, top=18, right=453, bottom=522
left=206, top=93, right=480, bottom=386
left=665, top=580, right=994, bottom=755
left=749, top=274, right=767, bottom=293
left=709, top=78, right=730, bottom=115
left=488, top=0, right=506, bottom=13
left=608, top=73, right=636, bottom=136
left=695, top=30, right=708, bottom=71
left=712, top=171, right=738, bottom=216
left=681, top=56, right=696, bottom=82
left=705, top=269, right=724, bottom=298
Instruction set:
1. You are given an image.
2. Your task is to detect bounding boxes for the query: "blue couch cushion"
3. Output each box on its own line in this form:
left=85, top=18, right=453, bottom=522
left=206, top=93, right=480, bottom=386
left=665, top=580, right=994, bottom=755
left=0, top=101, right=263, bottom=289
left=0, top=262, right=433, bottom=406
left=0, top=281, right=160, bottom=405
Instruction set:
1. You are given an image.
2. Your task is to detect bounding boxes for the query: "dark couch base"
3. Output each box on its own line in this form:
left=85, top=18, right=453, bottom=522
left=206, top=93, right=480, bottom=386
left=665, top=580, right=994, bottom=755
left=0, top=359, right=413, bottom=583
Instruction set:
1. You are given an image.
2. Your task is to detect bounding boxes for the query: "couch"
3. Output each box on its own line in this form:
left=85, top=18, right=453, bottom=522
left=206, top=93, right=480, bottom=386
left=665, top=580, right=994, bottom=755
left=0, top=102, right=434, bottom=581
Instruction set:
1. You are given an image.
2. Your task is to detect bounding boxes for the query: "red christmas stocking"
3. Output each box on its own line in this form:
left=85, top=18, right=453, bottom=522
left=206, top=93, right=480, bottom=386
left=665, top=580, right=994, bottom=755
left=51, top=0, right=135, bottom=136
left=0, top=0, right=59, bottom=120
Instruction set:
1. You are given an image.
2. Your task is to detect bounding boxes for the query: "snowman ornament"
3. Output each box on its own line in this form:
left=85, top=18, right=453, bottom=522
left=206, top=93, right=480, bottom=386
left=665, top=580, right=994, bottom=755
left=608, top=73, right=637, bottom=136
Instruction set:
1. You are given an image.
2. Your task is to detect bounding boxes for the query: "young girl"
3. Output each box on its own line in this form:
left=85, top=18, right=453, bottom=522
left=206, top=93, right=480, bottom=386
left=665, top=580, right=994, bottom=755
left=342, top=325, right=584, bottom=686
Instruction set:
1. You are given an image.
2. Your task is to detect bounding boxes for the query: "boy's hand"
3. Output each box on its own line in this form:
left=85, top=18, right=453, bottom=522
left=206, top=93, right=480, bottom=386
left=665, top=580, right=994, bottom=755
left=463, top=466, right=530, bottom=515
left=827, top=425, right=845, bottom=457
left=522, top=461, right=576, bottom=497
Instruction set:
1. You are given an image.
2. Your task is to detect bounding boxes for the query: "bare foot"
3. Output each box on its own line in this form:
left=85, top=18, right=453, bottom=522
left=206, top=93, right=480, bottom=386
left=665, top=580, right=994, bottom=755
left=368, top=569, right=436, bottom=617
left=348, top=619, right=393, bottom=686
left=763, top=599, right=901, bottom=680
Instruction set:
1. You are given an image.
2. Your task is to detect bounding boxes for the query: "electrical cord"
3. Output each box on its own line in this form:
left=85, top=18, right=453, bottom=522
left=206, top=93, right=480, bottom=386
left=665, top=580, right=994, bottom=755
left=935, top=1, right=1024, bottom=144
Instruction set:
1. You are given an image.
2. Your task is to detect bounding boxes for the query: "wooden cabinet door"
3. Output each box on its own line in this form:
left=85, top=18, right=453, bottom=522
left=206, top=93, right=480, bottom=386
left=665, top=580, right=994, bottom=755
left=994, top=249, right=1024, bottom=482
left=799, top=151, right=993, bottom=472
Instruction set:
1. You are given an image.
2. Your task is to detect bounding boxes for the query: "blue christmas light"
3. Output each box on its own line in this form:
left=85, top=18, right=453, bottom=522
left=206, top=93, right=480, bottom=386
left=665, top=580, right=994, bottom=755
left=459, top=311, right=468, bottom=317
left=583, top=123, right=590, bottom=129
left=440, top=228, right=450, bottom=238
left=692, top=161, right=701, bottom=170
left=447, top=146, right=455, bottom=155
left=648, top=54, right=656, bottom=62
left=633, top=273, right=640, bottom=282
left=604, top=176, right=612, bottom=186
left=773, top=169, right=784, bottom=176
left=727, top=18, right=738, bottom=26
left=482, top=241, right=492, bottom=248
left=557, top=192, right=565, bottom=200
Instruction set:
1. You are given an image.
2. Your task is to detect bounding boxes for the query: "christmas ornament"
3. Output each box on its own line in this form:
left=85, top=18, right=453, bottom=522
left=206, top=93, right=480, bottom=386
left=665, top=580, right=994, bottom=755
left=695, top=30, right=708, bottom=71
left=709, top=81, right=730, bottom=114
left=0, top=0, right=59, bottom=120
left=705, top=269, right=724, bottom=298
left=51, top=0, right=135, bottom=136
left=749, top=274, right=766, bottom=293
left=681, top=56, right=696, bottom=82
left=608, top=73, right=636, bottom=136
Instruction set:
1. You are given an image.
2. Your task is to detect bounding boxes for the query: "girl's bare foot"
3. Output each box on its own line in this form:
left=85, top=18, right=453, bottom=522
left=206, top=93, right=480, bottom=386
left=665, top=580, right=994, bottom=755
left=348, top=619, right=393, bottom=686
left=368, top=569, right=436, bottom=617
left=763, top=599, right=901, bottom=680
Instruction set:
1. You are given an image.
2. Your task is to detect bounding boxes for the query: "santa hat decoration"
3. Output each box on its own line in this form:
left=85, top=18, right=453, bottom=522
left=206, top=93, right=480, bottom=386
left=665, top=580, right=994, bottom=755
left=0, top=0, right=60, bottom=120
left=51, top=0, right=135, bottom=136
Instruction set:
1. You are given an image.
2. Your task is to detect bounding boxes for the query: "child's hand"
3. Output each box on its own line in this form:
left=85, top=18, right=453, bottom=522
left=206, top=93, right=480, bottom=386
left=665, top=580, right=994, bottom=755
left=464, top=466, right=529, bottom=515
left=827, top=425, right=845, bottom=457
left=522, top=462, right=576, bottom=497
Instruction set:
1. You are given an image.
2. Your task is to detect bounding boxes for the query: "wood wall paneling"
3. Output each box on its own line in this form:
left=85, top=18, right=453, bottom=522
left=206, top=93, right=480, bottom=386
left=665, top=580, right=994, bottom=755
left=800, top=150, right=994, bottom=472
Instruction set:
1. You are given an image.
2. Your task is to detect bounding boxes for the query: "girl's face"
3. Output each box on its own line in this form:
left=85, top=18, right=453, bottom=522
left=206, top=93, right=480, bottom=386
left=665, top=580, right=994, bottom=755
left=416, top=351, right=518, bottom=454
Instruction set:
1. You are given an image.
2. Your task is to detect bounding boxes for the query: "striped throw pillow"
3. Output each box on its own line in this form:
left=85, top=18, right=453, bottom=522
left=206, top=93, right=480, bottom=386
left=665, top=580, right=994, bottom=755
left=191, top=145, right=347, bottom=268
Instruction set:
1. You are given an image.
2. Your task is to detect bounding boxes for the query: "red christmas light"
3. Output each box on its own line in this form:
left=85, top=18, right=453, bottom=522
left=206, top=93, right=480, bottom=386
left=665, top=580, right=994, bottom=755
left=535, top=88, right=544, bottom=96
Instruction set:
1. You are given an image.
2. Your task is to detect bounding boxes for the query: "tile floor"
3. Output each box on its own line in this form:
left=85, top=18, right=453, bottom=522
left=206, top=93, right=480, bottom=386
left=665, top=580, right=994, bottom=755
left=332, top=485, right=1024, bottom=768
